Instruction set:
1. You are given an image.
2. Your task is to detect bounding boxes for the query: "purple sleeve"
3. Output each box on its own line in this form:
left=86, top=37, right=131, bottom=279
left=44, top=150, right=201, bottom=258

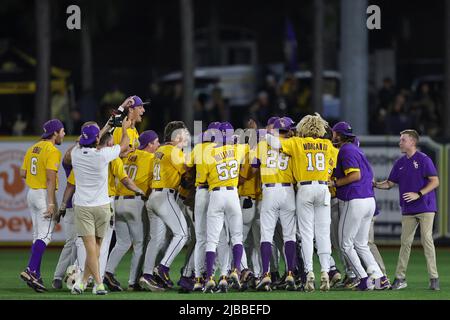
left=340, top=148, right=360, bottom=171
left=388, top=160, right=399, bottom=183
left=422, top=156, right=438, bottom=177
left=251, top=158, right=261, bottom=168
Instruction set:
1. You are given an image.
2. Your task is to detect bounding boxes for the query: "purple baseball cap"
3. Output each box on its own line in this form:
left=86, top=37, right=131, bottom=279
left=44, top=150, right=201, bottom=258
left=219, top=122, right=234, bottom=132
left=130, top=95, right=150, bottom=108
left=273, top=118, right=291, bottom=131
left=208, top=121, right=221, bottom=130
left=79, top=125, right=100, bottom=146
left=267, top=116, right=280, bottom=126
left=332, top=121, right=355, bottom=137
left=41, top=119, right=64, bottom=139
left=138, top=130, right=158, bottom=150
left=282, top=116, right=296, bottom=129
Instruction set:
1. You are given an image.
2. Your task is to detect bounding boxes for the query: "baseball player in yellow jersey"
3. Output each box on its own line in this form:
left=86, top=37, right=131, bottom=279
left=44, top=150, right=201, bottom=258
left=252, top=118, right=297, bottom=291
left=238, top=156, right=262, bottom=282
left=146, top=121, right=190, bottom=289
left=105, top=130, right=159, bottom=291
left=203, top=122, right=247, bottom=293
left=19, top=119, right=65, bottom=292
left=267, top=113, right=333, bottom=292
left=185, top=122, right=221, bottom=291
left=112, top=95, right=148, bottom=150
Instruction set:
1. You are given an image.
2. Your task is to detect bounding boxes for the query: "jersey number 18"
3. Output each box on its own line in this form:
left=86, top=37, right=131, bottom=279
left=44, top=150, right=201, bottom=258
left=306, top=152, right=325, bottom=171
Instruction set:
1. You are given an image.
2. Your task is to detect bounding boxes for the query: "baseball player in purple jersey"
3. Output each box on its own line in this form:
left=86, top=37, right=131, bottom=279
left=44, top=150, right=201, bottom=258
left=330, top=122, right=388, bottom=290
left=374, top=129, right=440, bottom=290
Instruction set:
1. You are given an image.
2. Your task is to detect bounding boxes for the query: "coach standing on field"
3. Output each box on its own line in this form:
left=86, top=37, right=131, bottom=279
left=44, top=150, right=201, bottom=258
left=375, top=129, right=440, bottom=291
left=70, top=118, right=132, bottom=295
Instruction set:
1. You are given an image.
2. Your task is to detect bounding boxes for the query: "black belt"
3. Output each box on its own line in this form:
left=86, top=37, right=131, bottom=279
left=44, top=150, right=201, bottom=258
left=299, top=181, right=328, bottom=185
left=264, top=183, right=292, bottom=187
left=154, top=188, right=175, bottom=193
left=114, top=195, right=138, bottom=200
left=197, top=185, right=209, bottom=190
left=212, top=186, right=236, bottom=191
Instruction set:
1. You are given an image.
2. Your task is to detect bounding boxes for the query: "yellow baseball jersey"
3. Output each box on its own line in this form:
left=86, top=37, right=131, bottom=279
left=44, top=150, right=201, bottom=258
left=151, top=144, right=186, bottom=189
left=21, top=140, right=61, bottom=189
left=108, top=157, right=128, bottom=197
left=238, top=160, right=262, bottom=199
left=328, top=145, right=339, bottom=197
left=67, top=169, right=75, bottom=185
left=253, top=139, right=294, bottom=184
left=186, top=142, right=216, bottom=186
left=280, top=136, right=334, bottom=182
left=116, top=149, right=154, bottom=196
left=205, top=144, right=247, bottom=190
left=113, top=127, right=140, bottom=149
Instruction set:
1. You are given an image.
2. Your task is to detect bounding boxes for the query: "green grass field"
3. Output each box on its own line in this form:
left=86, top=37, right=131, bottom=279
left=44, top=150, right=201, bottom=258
left=0, top=247, right=449, bottom=300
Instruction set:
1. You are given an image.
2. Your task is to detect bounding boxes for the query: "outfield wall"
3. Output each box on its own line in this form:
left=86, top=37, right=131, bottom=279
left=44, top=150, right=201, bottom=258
left=0, top=136, right=448, bottom=246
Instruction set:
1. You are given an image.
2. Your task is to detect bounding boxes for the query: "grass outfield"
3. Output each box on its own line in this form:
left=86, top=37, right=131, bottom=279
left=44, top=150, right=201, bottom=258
left=0, top=247, right=449, bottom=300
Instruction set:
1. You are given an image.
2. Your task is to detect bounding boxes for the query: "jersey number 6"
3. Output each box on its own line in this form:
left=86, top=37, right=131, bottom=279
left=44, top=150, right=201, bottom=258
left=216, top=160, right=239, bottom=181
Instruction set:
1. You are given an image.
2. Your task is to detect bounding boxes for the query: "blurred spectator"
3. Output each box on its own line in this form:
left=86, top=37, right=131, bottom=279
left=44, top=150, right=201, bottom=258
left=377, top=77, right=396, bottom=112
left=249, top=91, right=271, bottom=126
left=194, top=92, right=209, bottom=124
left=413, top=83, right=440, bottom=137
left=70, top=109, right=83, bottom=135
left=387, top=93, right=412, bottom=134
left=51, top=92, right=70, bottom=127
left=208, top=87, right=226, bottom=122
left=12, top=113, right=27, bottom=136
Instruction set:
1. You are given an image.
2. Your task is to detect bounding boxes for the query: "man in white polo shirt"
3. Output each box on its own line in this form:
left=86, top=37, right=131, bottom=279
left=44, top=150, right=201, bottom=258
left=70, top=118, right=134, bottom=295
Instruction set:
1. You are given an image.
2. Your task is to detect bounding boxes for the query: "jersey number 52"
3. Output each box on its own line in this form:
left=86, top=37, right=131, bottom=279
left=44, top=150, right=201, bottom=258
left=216, top=160, right=238, bottom=181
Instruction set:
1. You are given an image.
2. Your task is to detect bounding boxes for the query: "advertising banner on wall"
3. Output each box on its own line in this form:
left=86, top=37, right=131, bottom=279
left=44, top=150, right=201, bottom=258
left=0, top=140, right=73, bottom=245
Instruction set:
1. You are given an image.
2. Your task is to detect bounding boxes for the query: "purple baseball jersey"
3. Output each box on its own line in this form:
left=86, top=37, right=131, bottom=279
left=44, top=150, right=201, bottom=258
left=62, top=162, right=73, bottom=209
left=388, top=151, right=438, bottom=215
left=335, top=143, right=375, bottom=201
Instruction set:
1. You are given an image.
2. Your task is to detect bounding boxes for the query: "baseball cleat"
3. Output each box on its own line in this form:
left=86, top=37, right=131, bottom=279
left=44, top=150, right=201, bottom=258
left=344, top=276, right=360, bottom=289
left=285, top=271, right=296, bottom=291
left=52, top=278, right=63, bottom=290
left=139, top=274, right=165, bottom=292
left=203, top=277, right=216, bottom=293
left=177, top=276, right=195, bottom=292
left=374, top=276, right=391, bottom=290
left=216, top=276, right=229, bottom=293
left=103, top=272, right=123, bottom=292
left=429, top=278, right=440, bottom=291
left=193, top=277, right=204, bottom=292
left=93, top=283, right=108, bottom=295
left=71, top=280, right=85, bottom=295
left=127, top=284, right=142, bottom=292
left=256, top=273, right=272, bottom=291
left=305, top=271, right=315, bottom=292
left=271, top=271, right=284, bottom=290
left=328, top=269, right=342, bottom=288
left=155, top=265, right=174, bottom=289
left=355, top=277, right=374, bottom=291
left=320, top=271, right=330, bottom=291
left=391, top=278, right=407, bottom=290
left=229, top=269, right=241, bottom=290
left=20, top=268, right=46, bottom=293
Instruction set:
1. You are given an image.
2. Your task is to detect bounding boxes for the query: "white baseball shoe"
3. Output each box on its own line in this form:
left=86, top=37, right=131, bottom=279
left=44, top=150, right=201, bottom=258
left=229, top=269, right=241, bottom=290
left=305, top=271, right=315, bottom=292
left=320, top=271, right=330, bottom=291
left=203, top=277, right=216, bottom=293
left=71, top=279, right=85, bottom=295
left=256, top=273, right=272, bottom=291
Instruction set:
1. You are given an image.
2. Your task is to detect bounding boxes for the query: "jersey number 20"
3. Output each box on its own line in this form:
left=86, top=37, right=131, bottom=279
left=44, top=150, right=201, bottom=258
left=216, top=160, right=238, bottom=181
left=306, top=152, right=325, bottom=171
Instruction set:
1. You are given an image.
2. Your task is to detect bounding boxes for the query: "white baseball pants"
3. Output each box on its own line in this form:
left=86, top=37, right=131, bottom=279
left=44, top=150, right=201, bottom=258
left=27, top=189, right=55, bottom=245
left=53, top=208, right=77, bottom=280
left=338, top=197, right=383, bottom=279
left=193, top=187, right=210, bottom=277
left=296, top=183, right=331, bottom=273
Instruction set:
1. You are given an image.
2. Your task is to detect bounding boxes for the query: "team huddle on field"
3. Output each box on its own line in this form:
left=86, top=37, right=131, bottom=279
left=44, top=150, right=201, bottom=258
left=19, top=95, right=399, bottom=295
